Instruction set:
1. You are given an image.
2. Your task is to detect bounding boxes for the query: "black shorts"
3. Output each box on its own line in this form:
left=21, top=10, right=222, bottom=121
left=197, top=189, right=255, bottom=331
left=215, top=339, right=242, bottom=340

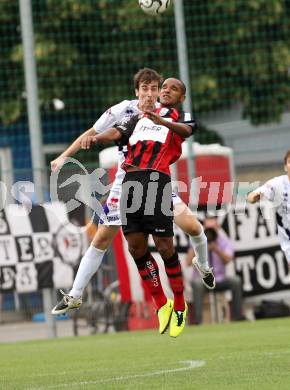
left=120, top=170, right=173, bottom=237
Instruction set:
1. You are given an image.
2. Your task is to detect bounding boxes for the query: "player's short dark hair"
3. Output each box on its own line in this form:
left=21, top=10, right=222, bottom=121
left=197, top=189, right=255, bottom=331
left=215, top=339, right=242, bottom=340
left=134, top=68, right=163, bottom=90
left=284, top=150, right=290, bottom=165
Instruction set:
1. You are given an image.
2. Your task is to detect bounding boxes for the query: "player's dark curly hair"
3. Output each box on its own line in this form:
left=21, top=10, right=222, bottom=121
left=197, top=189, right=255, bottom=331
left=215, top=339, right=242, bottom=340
left=134, top=67, right=163, bottom=90
left=284, top=149, right=290, bottom=165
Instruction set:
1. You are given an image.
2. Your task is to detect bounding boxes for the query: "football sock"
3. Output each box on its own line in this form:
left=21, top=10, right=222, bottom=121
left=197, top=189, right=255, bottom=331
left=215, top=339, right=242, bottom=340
left=190, top=226, right=210, bottom=270
left=69, top=245, right=106, bottom=299
left=163, top=252, right=185, bottom=311
left=134, top=251, right=167, bottom=309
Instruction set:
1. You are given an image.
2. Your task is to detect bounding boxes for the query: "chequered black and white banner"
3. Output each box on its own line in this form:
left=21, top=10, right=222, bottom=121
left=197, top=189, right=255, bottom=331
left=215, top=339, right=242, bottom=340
left=0, top=202, right=87, bottom=293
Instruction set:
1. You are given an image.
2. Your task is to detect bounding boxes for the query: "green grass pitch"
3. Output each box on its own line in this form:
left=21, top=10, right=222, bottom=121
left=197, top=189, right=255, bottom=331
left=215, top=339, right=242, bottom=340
left=1, top=318, right=290, bottom=389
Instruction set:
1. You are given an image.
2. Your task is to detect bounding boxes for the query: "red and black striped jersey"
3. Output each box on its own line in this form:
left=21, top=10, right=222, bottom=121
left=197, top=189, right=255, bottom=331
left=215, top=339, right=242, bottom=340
left=116, top=107, right=194, bottom=176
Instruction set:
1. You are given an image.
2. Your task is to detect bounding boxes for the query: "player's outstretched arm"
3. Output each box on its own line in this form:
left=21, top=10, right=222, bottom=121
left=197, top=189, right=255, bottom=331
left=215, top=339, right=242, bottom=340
left=144, top=111, right=192, bottom=137
left=247, top=191, right=261, bottom=204
left=50, top=127, right=96, bottom=172
left=80, top=127, right=122, bottom=150
left=166, top=121, right=192, bottom=137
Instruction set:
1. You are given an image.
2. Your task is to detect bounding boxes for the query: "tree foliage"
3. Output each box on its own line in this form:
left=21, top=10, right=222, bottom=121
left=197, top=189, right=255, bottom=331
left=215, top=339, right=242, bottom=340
left=0, top=0, right=289, bottom=128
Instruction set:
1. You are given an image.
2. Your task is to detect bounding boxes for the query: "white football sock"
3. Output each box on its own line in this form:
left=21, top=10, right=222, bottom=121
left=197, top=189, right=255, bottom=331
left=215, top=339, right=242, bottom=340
left=189, top=227, right=209, bottom=271
left=69, top=245, right=106, bottom=298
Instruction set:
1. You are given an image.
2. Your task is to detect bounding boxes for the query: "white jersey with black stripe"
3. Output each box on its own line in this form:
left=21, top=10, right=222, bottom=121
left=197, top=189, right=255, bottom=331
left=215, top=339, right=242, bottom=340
left=93, top=100, right=141, bottom=193
left=93, top=100, right=141, bottom=134
left=255, top=175, right=290, bottom=229
left=255, top=175, right=290, bottom=261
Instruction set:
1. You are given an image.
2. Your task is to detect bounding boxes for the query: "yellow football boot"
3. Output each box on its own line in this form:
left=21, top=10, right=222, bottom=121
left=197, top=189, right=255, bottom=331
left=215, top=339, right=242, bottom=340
left=157, top=299, right=173, bottom=334
left=169, top=303, right=188, bottom=338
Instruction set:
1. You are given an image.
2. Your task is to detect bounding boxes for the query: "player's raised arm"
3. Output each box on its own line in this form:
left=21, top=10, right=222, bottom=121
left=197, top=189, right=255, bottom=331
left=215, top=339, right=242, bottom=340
left=81, top=127, right=122, bottom=150
left=50, top=127, right=96, bottom=172
left=87, top=114, right=139, bottom=148
left=144, top=110, right=193, bottom=138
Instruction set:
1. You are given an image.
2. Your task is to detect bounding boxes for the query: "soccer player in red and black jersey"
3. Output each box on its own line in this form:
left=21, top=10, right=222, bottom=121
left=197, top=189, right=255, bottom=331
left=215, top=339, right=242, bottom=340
left=65, top=78, right=194, bottom=336
left=116, top=78, right=193, bottom=337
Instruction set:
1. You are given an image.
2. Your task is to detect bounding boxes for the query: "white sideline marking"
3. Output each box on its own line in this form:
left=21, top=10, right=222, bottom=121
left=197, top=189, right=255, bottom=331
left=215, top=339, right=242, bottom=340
left=29, top=360, right=205, bottom=389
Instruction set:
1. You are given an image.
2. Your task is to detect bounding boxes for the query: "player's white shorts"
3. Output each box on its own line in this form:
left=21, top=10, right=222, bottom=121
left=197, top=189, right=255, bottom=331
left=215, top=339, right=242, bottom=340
left=99, top=189, right=122, bottom=226
left=99, top=171, right=182, bottom=226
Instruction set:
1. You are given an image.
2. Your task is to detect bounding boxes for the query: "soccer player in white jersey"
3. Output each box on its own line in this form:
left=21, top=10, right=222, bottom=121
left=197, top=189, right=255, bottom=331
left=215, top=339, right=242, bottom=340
left=51, top=68, right=215, bottom=315
left=247, top=149, right=290, bottom=264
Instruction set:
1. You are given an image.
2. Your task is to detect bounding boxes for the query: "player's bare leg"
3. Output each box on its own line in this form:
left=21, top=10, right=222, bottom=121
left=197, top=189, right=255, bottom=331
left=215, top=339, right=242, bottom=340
left=125, top=232, right=172, bottom=333
left=173, top=201, right=201, bottom=235
left=153, top=235, right=187, bottom=337
left=52, top=225, right=119, bottom=314
left=69, top=225, right=119, bottom=297
left=91, top=225, right=120, bottom=250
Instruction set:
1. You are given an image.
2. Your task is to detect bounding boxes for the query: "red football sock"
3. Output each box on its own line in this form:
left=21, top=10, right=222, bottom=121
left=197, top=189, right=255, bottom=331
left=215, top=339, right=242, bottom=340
left=163, top=252, right=185, bottom=311
left=134, top=251, right=167, bottom=310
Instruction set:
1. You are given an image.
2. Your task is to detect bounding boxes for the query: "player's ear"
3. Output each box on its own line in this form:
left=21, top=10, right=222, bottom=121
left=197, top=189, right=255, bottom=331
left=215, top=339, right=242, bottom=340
left=180, top=94, right=186, bottom=103
left=284, top=164, right=287, bottom=172
left=135, top=89, right=139, bottom=98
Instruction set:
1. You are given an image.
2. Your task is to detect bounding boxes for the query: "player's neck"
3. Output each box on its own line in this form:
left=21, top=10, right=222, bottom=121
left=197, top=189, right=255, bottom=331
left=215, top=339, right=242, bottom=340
left=161, top=102, right=182, bottom=110
left=161, top=104, right=177, bottom=109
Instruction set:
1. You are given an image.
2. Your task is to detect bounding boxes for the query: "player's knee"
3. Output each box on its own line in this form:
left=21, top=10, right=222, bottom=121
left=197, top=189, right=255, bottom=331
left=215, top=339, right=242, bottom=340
left=177, top=217, right=201, bottom=236
left=128, top=244, right=146, bottom=259
left=93, top=238, right=106, bottom=249
left=92, top=231, right=111, bottom=250
left=127, top=239, right=147, bottom=259
left=155, top=238, right=174, bottom=259
left=186, top=221, right=202, bottom=236
left=188, top=226, right=201, bottom=236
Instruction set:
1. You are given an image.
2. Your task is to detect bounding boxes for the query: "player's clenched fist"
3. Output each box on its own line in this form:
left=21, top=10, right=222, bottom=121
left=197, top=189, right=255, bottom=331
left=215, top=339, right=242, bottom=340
left=50, top=156, right=67, bottom=172
left=144, top=110, right=163, bottom=125
left=80, top=135, right=97, bottom=149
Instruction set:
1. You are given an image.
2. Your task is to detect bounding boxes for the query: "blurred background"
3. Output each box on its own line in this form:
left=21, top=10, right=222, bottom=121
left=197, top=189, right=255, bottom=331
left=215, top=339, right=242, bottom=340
left=0, top=0, right=290, bottom=340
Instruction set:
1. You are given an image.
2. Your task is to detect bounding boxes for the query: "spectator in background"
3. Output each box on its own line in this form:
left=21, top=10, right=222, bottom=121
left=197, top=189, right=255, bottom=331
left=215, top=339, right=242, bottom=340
left=187, top=215, right=244, bottom=324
